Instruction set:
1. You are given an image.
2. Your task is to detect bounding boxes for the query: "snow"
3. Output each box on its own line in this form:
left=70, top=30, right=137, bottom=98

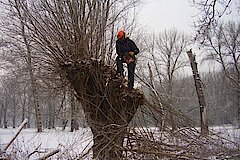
left=0, top=127, right=93, bottom=159
left=0, top=125, right=239, bottom=159
left=209, top=125, right=240, bottom=144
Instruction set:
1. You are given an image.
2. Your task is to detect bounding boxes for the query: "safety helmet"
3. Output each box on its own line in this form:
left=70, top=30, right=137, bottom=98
left=117, top=30, right=125, bottom=39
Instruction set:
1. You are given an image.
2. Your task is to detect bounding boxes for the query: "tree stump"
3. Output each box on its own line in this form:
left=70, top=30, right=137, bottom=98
left=62, top=59, right=144, bottom=159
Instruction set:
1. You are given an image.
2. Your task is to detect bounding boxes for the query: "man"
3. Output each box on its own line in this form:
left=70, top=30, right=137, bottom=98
left=116, top=30, right=139, bottom=89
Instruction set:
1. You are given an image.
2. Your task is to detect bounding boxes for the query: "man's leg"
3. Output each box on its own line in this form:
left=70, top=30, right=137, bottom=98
left=116, top=56, right=124, bottom=75
left=127, top=62, right=136, bottom=89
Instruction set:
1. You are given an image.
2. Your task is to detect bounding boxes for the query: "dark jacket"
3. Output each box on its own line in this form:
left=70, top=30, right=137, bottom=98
left=116, top=37, right=139, bottom=58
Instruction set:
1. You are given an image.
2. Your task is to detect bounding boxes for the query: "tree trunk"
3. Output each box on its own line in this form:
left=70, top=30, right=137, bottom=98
left=3, top=110, right=7, bottom=129
left=12, top=104, right=16, bottom=128
left=47, top=104, right=51, bottom=129
left=12, top=94, right=16, bottom=128
left=47, top=102, right=54, bottom=129
left=62, top=119, right=68, bottom=131
left=0, top=109, right=2, bottom=128
left=62, top=60, right=144, bottom=159
left=21, top=90, right=27, bottom=124
left=60, top=87, right=67, bottom=131
left=21, top=104, right=25, bottom=124
left=187, top=49, right=208, bottom=135
left=70, top=87, right=79, bottom=132
left=61, top=104, right=68, bottom=131
left=16, top=3, right=42, bottom=132
left=237, top=76, right=240, bottom=128
left=3, top=102, right=8, bottom=129
left=27, top=104, right=31, bottom=128
left=51, top=104, right=55, bottom=129
left=31, top=81, right=42, bottom=132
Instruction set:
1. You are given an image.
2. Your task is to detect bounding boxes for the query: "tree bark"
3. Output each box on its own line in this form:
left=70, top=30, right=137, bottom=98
left=47, top=101, right=55, bottom=129
left=0, top=109, right=2, bottom=128
left=30, top=73, right=42, bottom=132
left=62, top=60, right=144, bottom=159
left=0, top=102, right=3, bottom=128
left=70, top=87, right=79, bottom=132
left=187, top=49, right=208, bottom=135
left=3, top=101, right=8, bottom=129
left=237, top=77, right=240, bottom=128
left=12, top=94, right=16, bottom=128
left=12, top=104, right=16, bottom=128
left=27, top=103, right=31, bottom=128
left=21, top=104, right=25, bottom=125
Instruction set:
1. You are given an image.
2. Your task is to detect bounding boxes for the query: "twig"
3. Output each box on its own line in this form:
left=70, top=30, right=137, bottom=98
left=27, top=144, right=42, bottom=158
left=124, top=148, right=200, bottom=159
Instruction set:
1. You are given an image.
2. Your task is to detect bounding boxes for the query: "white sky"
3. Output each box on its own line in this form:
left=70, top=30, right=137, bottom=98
left=138, top=0, right=198, bottom=33
left=138, top=0, right=239, bottom=33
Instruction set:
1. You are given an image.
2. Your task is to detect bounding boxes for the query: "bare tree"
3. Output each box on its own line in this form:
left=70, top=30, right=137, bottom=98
left=0, top=0, right=143, bottom=159
left=0, top=75, right=19, bottom=128
left=16, top=0, right=42, bottom=132
left=189, top=0, right=237, bottom=42
left=203, top=21, right=240, bottom=127
left=201, top=70, right=236, bottom=125
left=0, top=0, right=43, bottom=132
left=140, top=29, right=191, bottom=131
left=0, top=84, right=9, bottom=128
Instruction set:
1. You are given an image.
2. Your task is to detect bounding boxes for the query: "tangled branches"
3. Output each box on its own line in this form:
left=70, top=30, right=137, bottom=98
left=189, top=0, right=233, bottom=42
left=62, top=59, right=239, bottom=159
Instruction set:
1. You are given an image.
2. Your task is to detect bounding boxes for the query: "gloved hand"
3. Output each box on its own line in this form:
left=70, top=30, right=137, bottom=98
left=128, top=57, right=134, bottom=63
left=129, top=51, right=134, bottom=56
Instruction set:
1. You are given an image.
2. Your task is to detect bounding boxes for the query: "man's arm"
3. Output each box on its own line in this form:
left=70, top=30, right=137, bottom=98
left=129, top=39, right=139, bottom=55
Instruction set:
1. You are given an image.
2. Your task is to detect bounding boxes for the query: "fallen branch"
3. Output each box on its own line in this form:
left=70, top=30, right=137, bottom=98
left=38, top=149, right=60, bottom=160
left=4, top=118, right=28, bottom=151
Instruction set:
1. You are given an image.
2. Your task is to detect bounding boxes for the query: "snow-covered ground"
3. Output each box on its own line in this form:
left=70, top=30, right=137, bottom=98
left=0, top=127, right=93, bottom=159
left=209, top=125, right=240, bottom=143
left=0, top=125, right=239, bottom=159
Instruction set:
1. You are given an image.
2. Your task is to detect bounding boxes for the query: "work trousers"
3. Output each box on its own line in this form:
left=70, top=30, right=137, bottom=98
left=116, top=56, right=136, bottom=89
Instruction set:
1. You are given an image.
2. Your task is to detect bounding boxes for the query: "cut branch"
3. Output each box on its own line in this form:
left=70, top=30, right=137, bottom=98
left=4, top=118, right=28, bottom=151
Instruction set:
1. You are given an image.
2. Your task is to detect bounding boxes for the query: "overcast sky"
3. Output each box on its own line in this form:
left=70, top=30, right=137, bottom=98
left=138, top=0, right=197, bottom=33
left=138, top=0, right=239, bottom=34
left=137, top=0, right=239, bottom=73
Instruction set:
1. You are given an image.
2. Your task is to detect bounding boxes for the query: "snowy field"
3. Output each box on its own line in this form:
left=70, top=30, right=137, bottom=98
left=0, top=125, right=239, bottom=159
left=209, top=125, right=240, bottom=143
left=0, top=127, right=93, bottom=159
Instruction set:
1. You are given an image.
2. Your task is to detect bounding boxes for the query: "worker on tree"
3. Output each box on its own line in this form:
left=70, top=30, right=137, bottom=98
left=116, top=30, right=139, bottom=89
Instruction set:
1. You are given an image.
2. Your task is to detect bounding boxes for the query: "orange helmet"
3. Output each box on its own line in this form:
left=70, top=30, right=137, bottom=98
left=117, top=30, right=125, bottom=39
